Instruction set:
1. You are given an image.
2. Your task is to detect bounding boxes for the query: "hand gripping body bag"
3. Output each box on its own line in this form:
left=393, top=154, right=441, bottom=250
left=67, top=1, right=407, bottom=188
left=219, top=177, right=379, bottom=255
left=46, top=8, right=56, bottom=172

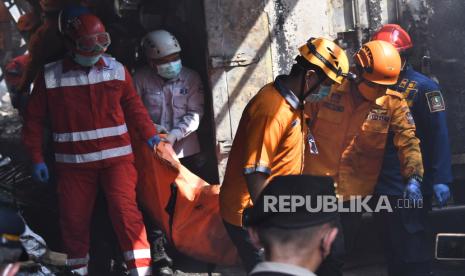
left=130, top=128, right=239, bottom=265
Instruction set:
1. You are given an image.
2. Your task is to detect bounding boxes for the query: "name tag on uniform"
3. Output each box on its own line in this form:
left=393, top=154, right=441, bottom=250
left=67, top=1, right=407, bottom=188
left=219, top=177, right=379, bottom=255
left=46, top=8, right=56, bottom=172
left=307, top=129, right=319, bottom=155
left=367, top=108, right=390, bottom=122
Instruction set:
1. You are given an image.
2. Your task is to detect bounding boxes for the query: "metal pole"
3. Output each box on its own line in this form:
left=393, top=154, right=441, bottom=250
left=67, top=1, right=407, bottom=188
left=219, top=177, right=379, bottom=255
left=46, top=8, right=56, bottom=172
left=395, top=0, right=402, bottom=23
left=352, top=0, right=363, bottom=49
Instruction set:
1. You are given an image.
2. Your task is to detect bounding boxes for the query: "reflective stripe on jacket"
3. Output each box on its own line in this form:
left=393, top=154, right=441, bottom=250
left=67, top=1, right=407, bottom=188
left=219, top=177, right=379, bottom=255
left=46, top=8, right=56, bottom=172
left=220, top=76, right=306, bottom=226
left=22, top=56, right=156, bottom=168
left=304, top=80, right=423, bottom=199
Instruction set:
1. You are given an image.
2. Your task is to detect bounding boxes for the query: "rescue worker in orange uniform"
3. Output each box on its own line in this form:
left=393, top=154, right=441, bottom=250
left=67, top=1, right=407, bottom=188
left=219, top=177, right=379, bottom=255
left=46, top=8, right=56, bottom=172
left=22, top=13, right=159, bottom=275
left=219, top=37, right=350, bottom=273
left=305, top=40, right=423, bottom=200
left=304, top=40, right=424, bottom=274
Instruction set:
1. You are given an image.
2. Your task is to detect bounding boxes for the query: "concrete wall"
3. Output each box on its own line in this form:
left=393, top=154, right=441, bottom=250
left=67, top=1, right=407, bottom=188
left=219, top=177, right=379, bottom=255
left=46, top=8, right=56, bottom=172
left=204, top=0, right=274, bottom=179
left=203, top=0, right=398, bottom=179
left=204, top=0, right=465, bottom=179
left=395, top=0, right=465, bottom=171
left=263, top=0, right=398, bottom=77
left=264, top=0, right=332, bottom=75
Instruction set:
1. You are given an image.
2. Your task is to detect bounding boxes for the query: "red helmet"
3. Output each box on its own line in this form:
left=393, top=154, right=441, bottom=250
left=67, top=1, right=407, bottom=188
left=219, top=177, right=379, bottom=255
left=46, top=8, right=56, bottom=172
left=63, top=14, right=111, bottom=56
left=371, top=24, right=413, bottom=52
left=17, top=12, right=40, bottom=32
left=5, top=55, right=29, bottom=87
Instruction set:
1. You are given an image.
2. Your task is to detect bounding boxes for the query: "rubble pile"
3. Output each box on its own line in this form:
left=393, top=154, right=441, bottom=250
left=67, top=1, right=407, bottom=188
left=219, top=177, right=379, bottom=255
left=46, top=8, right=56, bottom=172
left=0, top=91, right=22, bottom=141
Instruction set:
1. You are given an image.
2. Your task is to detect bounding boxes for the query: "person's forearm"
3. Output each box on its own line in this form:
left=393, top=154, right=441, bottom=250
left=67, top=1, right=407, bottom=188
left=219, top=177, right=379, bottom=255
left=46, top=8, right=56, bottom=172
left=245, top=172, right=268, bottom=202
left=171, top=112, right=201, bottom=139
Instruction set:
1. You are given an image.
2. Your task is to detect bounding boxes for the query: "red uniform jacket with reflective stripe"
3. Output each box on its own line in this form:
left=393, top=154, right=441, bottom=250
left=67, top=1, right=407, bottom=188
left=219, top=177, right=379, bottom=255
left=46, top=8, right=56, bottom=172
left=22, top=56, right=156, bottom=169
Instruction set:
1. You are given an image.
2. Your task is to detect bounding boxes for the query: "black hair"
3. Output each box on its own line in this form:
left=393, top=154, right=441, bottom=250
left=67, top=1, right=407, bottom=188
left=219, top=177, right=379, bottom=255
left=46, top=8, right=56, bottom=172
left=255, top=220, right=337, bottom=259
left=290, top=56, right=326, bottom=81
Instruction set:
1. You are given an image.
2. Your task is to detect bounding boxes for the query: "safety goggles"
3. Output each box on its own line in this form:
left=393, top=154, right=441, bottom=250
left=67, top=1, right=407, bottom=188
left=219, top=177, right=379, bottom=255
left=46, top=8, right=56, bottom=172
left=75, top=32, right=111, bottom=53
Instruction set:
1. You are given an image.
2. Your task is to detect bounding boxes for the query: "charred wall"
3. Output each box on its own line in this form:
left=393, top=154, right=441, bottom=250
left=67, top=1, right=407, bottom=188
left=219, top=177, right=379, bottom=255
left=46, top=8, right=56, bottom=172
left=424, top=0, right=465, bottom=156
left=400, top=0, right=465, bottom=157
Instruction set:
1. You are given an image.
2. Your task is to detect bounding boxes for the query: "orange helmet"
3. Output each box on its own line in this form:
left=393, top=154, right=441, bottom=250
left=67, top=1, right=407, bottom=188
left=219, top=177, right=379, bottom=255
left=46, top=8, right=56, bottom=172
left=17, top=12, right=40, bottom=32
left=371, top=24, right=413, bottom=52
left=298, top=37, right=350, bottom=84
left=354, top=40, right=401, bottom=85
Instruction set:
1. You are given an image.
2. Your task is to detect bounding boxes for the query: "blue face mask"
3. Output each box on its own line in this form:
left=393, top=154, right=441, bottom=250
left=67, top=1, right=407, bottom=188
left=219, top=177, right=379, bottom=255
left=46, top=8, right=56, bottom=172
left=157, top=59, right=182, bottom=80
left=73, top=53, right=102, bottom=67
left=307, top=84, right=331, bottom=102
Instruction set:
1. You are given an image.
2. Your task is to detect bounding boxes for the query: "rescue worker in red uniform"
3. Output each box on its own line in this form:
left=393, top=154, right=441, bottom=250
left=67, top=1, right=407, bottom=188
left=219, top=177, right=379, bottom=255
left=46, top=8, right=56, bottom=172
left=16, top=1, right=88, bottom=97
left=17, top=11, right=40, bottom=40
left=22, top=13, right=160, bottom=276
left=4, top=54, right=30, bottom=113
left=16, top=0, right=66, bottom=95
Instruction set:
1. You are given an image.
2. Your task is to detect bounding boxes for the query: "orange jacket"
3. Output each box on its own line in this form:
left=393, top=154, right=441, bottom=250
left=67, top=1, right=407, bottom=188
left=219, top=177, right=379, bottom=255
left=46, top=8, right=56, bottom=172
left=304, top=80, right=423, bottom=199
left=220, top=78, right=306, bottom=226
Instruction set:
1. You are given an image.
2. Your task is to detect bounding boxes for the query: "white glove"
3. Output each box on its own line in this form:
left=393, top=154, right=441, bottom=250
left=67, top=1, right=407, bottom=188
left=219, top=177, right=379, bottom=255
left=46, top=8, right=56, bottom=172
left=165, top=133, right=177, bottom=145
left=154, top=124, right=168, bottom=134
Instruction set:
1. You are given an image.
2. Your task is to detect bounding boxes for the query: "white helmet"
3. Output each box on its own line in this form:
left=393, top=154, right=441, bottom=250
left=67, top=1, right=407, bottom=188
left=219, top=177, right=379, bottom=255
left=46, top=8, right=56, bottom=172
left=142, top=30, right=181, bottom=59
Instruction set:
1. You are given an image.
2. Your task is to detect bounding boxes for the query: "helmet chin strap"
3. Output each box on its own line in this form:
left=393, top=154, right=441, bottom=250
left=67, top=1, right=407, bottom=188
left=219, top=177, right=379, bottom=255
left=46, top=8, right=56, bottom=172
left=401, top=56, right=408, bottom=71
left=300, top=72, right=325, bottom=104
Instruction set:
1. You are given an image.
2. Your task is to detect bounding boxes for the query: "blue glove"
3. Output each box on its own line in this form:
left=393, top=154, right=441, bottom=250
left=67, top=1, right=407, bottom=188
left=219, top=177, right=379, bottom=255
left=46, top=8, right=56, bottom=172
left=433, top=183, right=450, bottom=208
left=403, top=178, right=423, bottom=203
left=32, top=163, right=49, bottom=183
left=147, top=135, right=161, bottom=149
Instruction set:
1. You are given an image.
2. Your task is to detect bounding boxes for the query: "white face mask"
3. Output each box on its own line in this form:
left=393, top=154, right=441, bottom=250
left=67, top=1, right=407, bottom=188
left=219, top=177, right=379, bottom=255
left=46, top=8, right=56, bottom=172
left=306, top=84, right=331, bottom=102
left=156, top=59, right=182, bottom=79
left=73, top=53, right=102, bottom=67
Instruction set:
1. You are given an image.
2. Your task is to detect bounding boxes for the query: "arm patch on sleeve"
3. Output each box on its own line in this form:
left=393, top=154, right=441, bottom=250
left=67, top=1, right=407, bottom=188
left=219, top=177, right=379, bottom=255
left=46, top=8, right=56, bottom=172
left=425, top=91, right=446, bottom=113
left=406, top=111, right=415, bottom=125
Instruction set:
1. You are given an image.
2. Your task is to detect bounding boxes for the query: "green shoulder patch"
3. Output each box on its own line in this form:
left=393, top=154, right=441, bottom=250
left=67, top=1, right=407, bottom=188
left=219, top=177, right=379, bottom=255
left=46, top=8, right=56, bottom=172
left=425, top=91, right=445, bottom=113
